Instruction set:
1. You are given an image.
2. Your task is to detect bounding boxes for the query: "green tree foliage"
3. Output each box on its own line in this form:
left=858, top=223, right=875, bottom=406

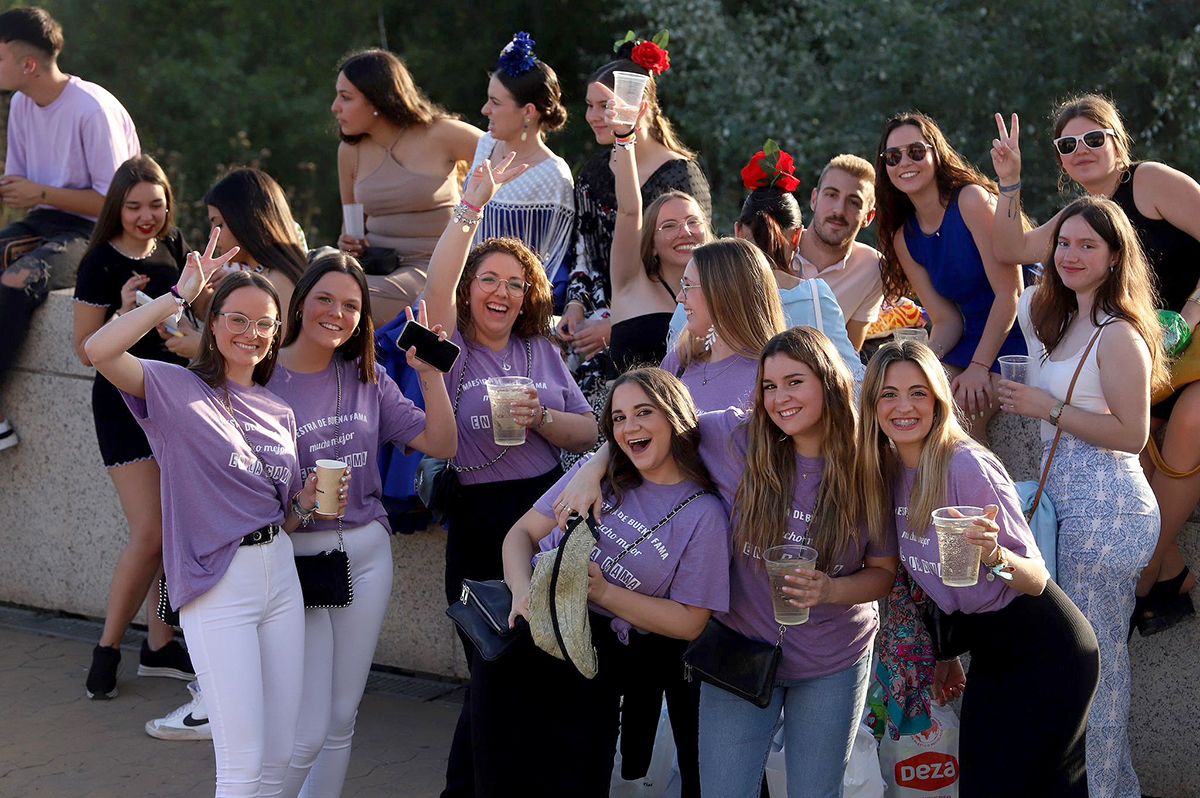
left=619, top=0, right=1200, bottom=234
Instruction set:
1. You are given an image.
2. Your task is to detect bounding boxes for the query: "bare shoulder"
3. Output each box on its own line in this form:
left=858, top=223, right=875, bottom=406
left=958, top=184, right=996, bottom=217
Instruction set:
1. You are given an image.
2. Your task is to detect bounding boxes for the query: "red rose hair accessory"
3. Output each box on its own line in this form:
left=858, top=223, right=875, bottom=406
left=741, top=139, right=801, bottom=192
left=613, top=30, right=671, bottom=75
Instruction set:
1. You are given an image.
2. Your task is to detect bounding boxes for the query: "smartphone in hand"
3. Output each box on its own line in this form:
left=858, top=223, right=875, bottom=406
left=397, top=320, right=460, bottom=372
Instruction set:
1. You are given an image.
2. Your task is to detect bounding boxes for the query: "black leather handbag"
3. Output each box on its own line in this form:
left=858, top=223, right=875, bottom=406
left=295, top=546, right=354, bottom=609
left=358, top=246, right=402, bottom=276
left=446, top=578, right=528, bottom=661
left=683, top=618, right=783, bottom=709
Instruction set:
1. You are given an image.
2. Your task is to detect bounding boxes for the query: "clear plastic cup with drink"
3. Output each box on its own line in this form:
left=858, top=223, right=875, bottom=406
left=484, top=376, right=533, bottom=446
left=610, top=71, right=650, bottom=127
left=763, top=544, right=819, bottom=624
left=314, top=458, right=348, bottom=517
left=342, top=203, right=365, bottom=239
left=893, top=327, right=929, bottom=345
left=998, top=355, right=1029, bottom=384
left=932, top=506, right=986, bottom=587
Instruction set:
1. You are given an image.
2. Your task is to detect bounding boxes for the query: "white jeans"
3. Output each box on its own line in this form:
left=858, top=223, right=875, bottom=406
left=180, top=531, right=305, bottom=798
left=281, top=521, right=393, bottom=798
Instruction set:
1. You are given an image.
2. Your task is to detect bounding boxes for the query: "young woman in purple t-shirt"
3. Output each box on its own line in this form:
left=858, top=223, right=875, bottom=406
left=859, top=340, right=1098, bottom=797
left=425, top=153, right=598, bottom=796
left=84, top=230, right=347, bottom=796
left=480, top=367, right=729, bottom=797
left=269, top=251, right=455, bottom=796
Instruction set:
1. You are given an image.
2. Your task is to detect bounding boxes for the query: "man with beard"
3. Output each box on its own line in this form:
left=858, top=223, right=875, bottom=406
left=793, top=154, right=883, bottom=350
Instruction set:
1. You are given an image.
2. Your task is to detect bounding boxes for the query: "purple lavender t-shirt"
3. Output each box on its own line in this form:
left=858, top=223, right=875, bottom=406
left=532, top=459, right=731, bottom=637
left=893, top=444, right=1038, bottom=614
left=122, top=361, right=301, bottom=609
left=447, top=331, right=591, bottom=485
left=697, top=408, right=897, bottom=680
left=660, top=348, right=759, bottom=412
left=269, top=359, right=426, bottom=533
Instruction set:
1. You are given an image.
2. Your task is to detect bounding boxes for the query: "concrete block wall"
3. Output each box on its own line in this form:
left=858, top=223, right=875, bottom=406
left=1, top=291, right=1195, bottom=794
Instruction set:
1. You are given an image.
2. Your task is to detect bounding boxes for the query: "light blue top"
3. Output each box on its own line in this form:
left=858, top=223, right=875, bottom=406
left=668, top=277, right=865, bottom=382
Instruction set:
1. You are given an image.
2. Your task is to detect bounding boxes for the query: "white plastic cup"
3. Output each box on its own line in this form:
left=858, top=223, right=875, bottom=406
left=342, top=203, right=365, bottom=239
left=610, top=71, right=650, bottom=127
left=998, top=355, right=1029, bottom=384
left=314, top=458, right=348, bottom=517
left=932, top=506, right=986, bottom=587
left=893, top=327, right=929, bottom=345
left=484, top=376, right=533, bottom=446
left=763, top=544, right=818, bottom=624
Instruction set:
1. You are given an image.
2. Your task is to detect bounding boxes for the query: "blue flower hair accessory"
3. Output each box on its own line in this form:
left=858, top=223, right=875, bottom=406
left=498, top=31, right=538, bottom=76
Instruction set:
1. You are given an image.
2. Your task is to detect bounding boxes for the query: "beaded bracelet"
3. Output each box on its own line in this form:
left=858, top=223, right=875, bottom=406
left=451, top=201, right=483, bottom=233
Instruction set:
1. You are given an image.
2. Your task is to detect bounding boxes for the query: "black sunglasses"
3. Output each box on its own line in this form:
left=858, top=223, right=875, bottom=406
left=881, top=142, right=933, bottom=168
left=1052, top=128, right=1115, bottom=156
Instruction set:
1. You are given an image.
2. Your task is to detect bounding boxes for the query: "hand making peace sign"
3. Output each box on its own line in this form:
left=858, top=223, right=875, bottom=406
left=990, top=112, right=1023, bottom=186
left=174, top=226, right=241, bottom=305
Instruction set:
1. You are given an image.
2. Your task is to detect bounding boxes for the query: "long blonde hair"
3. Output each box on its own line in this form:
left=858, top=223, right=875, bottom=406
left=676, top=238, right=785, bottom=368
left=734, top=328, right=869, bottom=570
left=857, top=341, right=980, bottom=539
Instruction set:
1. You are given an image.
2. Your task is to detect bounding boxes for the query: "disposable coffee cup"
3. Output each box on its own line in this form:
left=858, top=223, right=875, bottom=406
left=342, top=203, right=365, bottom=240
left=314, top=458, right=348, bottom=517
left=998, top=355, right=1029, bottom=384
left=893, top=327, right=929, bottom=345
left=484, top=376, right=533, bottom=447
left=932, top=506, right=986, bottom=587
left=763, top=544, right=818, bottom=625
left=610, top=71, right=650, bottom=127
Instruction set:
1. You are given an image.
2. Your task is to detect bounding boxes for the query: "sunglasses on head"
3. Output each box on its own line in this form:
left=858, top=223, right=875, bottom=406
left=881, top=142, right=933, bottom=168
left=1052, top=128, right=1115, bottom=156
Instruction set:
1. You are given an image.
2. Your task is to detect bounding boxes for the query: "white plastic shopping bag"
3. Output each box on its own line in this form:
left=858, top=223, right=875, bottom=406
left=878, top=704, right=960, bottom=797
left=766, top=723, right=886, bottom=798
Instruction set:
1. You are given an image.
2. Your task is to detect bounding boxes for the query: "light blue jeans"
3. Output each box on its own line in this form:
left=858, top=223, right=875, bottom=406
left=698, top=653, right=870, bottom=798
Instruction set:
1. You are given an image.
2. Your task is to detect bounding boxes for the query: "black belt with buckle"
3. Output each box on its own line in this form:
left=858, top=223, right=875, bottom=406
left=239, top=524, right=282, bottom=547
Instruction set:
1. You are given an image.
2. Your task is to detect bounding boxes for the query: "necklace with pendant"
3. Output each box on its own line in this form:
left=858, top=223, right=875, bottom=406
left=701, top=355, right=738, bottom=386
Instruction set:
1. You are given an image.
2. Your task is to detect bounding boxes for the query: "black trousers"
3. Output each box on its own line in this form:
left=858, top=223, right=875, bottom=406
left=0, top=209, right=92, bottom=390
left=957, top=580, right=1099, bottom=797
left=440, top=467, right=562, bottom=798
left=619, top=634, right=700, bottom=798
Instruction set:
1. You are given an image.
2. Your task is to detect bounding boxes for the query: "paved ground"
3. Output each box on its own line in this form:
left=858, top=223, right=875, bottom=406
left=0, top=605, right=461, bottom=798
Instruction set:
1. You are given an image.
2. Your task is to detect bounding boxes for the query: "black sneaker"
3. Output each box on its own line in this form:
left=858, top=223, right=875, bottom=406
left=86, top=645, right=120, bottom=699
left=137, top=639, right=195, bottom=681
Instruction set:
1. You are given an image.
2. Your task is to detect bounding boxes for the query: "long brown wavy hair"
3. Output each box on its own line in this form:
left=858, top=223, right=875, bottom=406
left=600, top=367, right=714, bottom=509
left=1051, top=94, right=1134, bottom=191
left=873, top=112, right=999, bottom=301
left=456, top=237, right=554, bottom=340
left=1029, top=196, right=1168, bottom=394
left=191, top=272, right=282, bottom=389
left=674, top=238, right=786, bottom=368
left=85, top=155, right=175, bottom=258
left=733, top=328, right=868, bottom=571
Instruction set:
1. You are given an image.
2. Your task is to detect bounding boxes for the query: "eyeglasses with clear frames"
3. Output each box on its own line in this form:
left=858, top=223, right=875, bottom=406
left=656, top=216, right=705, bottom=236
left=678, top=278, right=701, bottom=298
left=475, top=274, right=529, bottom=295
left=219, top=312, right=282, bottom=337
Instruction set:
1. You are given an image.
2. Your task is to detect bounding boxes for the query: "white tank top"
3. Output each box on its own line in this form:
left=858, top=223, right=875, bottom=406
left=1017, top=291, right=1113, bottom=442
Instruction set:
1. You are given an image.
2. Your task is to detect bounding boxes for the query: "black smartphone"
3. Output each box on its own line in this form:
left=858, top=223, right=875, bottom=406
left=396, top=320, right=460, bottom=372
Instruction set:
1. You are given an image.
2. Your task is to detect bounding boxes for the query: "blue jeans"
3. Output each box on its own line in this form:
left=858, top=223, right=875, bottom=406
left=699, top=653, right=870, bottom=798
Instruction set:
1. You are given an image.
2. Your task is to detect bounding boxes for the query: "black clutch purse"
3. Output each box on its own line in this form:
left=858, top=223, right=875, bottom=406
left=683, top=618, right=782, bottom=709
left=920, top=602, right=971, bottom=661
left=295, top=548, right=354, bottom=609
left=358, top=246, right=402, bottom=276
left=446, top=578, right=527, bottom=661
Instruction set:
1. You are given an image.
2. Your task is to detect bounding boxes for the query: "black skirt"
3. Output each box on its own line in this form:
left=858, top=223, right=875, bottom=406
left=92, top=372, right=154, bottom=468
left=955, top=580, right=1099, bottom=797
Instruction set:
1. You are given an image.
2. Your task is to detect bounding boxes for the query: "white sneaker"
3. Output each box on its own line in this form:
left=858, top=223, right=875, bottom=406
left=0, top=419, right=17, bottom=452
left=145, top=681, right=211, bottom=741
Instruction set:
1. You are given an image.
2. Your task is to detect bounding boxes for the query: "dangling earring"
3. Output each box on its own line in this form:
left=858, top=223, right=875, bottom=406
left=521, top=116, right=529, bottom=143
left=350, top=326, right=360, bottom=338
left=704, top=325, right=718, bottom=352
left=373, top=110, right=379, bottom=117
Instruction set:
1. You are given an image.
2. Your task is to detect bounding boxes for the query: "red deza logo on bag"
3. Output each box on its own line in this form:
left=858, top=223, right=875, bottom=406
left=895, top=751, right=959, bottom=791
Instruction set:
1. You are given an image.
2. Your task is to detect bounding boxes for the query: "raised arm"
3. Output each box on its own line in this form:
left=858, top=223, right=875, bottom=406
left=84, top=230, right=237, bottom=397
left=399, top=301, right=457, bottom=459
left=990, top=112, right=1057, bottom=265
left=423, top=154, right=528, bottom=338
